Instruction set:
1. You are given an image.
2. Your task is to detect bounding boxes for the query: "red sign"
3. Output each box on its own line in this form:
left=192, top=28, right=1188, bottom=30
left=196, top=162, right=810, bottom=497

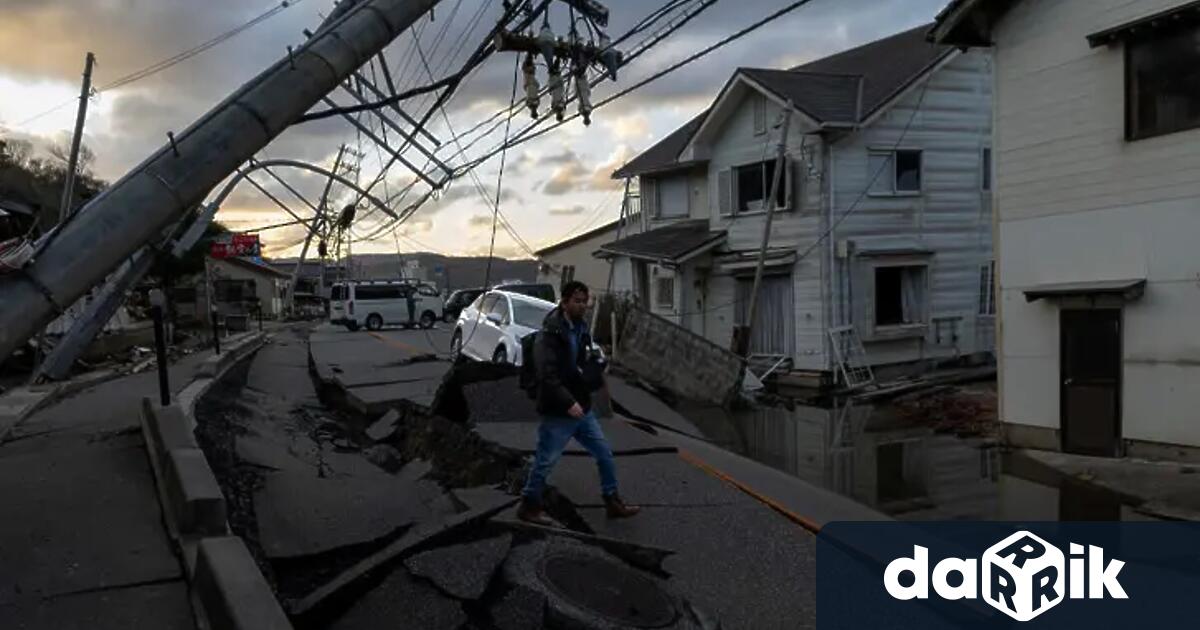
left=210, top=233, right=261, bottom=258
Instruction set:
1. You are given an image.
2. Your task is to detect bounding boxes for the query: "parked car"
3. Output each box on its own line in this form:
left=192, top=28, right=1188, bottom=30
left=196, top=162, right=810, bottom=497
left=441, top=287, right=486, bottom=323
left=329, top=280, right=441, bottom=331
left=493, top=282, right=556, bottom=303
left=451, top=290, right=556, bottom=365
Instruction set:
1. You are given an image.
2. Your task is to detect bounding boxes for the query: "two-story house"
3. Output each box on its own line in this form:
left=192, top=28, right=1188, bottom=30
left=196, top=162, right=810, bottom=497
left=933, top=0, right=1200, bottom=458
left=599, top=24, right=995, bottom=385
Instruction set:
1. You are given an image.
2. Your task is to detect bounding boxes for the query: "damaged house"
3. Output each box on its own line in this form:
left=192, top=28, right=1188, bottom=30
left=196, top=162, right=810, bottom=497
left=600, top=24, right=995, bottom=386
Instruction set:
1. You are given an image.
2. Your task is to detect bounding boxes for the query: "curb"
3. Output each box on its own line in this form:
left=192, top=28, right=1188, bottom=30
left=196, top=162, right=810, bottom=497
left=178, top=332, right=267, bottom=422
left=138, top=332, right=292, bottom=630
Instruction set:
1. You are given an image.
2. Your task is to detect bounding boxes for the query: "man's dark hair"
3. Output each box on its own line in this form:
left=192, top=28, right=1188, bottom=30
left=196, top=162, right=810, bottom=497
left=560, top=280, right=589, bottom=303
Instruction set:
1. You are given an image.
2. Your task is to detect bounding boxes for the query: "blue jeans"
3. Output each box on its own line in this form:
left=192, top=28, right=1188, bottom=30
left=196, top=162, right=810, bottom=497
left=522, top=411, right=619, bottom=501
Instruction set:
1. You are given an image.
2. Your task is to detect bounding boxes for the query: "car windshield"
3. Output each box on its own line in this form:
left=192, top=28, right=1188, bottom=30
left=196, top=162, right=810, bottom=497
left=511, top=300, right=552, bottom=328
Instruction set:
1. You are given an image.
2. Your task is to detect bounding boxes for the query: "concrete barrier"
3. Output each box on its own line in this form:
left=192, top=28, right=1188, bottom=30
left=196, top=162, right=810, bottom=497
left=193, top=537, right=292, bottom=630
left=165, top=448, right=228, bottom=537
left=138, top=332, right=293, bottom=630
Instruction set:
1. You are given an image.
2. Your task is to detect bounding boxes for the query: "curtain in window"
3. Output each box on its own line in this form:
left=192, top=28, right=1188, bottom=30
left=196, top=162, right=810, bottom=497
left=900, top=269, right=925, bottom=324
left=736, top=275, right=795, bottom=356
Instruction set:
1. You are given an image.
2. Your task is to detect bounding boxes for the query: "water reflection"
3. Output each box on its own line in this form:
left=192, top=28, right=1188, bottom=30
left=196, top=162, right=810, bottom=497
left=678, top=398, right=1152, bottom=522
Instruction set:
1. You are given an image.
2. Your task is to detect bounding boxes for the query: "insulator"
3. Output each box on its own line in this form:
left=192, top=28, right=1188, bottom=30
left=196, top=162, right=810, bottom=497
left=522, top=53, right=541, bottom=118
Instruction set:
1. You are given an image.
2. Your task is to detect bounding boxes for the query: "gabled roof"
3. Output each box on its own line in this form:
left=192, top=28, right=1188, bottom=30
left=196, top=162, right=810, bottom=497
left=596, top=220, right=726, bottom=263
left=929, top=0, right=1022, bottom=46
left=535, top=219, right=623, bottom=257
left=613, top=23, right=952, bottom=178
left=611, top=114, right=706, bottom=180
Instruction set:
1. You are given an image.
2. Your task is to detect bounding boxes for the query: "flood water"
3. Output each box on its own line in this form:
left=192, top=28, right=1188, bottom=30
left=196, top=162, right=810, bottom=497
left=677, top=395, right=1155, bottom=522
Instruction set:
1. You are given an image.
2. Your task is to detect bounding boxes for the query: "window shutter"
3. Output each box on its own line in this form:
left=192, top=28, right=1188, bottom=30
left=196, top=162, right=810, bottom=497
left=717, top=169, right=732, bottom=216
left=642, top=178, right=658, bottom=217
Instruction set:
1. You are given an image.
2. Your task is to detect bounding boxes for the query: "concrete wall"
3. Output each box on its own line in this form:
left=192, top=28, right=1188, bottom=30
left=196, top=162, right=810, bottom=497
left=992, top=0, right=1200, bottom=448
left=616, top=305, right=744, bottom=406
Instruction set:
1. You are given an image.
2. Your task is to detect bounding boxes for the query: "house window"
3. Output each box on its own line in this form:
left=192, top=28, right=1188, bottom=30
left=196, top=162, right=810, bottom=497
left=874, top=265, right=927, bottom=327
left=561, top=265, right=576, bottom=285
left=752, top=94, right=767, bottom=135
left=981, top=147, right=992, bottom=192
left=655, top=276, right=675, bottom=309
left=1127, top=24, right=1200, bottom=140
left=657, top=177, right=689, bottom=218
left=979, top=261, right=996, bottom=316
left=868, top=149, right=922, bottom=195
left=734, top=160, right=787, bottom=213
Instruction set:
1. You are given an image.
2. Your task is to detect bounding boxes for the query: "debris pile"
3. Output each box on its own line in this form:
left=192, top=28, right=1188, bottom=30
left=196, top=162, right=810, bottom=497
left=894, top=385, right=998, bottom=437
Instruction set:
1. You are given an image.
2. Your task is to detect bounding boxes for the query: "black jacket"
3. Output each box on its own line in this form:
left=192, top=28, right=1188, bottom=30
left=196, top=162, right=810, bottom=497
left=534, top=307, right=597, bottom=416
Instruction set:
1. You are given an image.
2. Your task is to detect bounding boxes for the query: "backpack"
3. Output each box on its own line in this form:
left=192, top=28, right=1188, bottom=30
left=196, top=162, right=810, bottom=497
left=519, top=332, right=539, bottom=400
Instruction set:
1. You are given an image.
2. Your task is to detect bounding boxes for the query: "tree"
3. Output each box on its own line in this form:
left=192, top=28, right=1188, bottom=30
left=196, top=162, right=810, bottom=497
left=47, top=134, right=96, bottom=176
left=0, top=138, right=34, bottom=169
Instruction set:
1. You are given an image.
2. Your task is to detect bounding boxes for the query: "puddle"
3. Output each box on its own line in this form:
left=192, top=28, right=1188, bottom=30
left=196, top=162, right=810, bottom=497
left=678, top=396, right=1154, bottom=522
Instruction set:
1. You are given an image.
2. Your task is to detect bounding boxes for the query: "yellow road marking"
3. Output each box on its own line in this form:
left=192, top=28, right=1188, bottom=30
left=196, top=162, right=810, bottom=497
left=677, top=448, right=823, bottom=535
left=367, top=331, right=431, bottom=355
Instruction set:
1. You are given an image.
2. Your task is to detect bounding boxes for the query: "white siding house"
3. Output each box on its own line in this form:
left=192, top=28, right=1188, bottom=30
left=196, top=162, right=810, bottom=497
left=935, top=0, right=1200, bottom=457
left=601, top=25, right=995, bottom=382
left=534, top=219, right=627, bottom=293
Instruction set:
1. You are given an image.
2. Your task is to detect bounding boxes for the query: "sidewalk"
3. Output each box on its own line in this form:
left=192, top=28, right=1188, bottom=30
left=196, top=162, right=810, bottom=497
left=1022, top=449, right=1200, bottom=520
left=0, top=342, right=233, bottom=629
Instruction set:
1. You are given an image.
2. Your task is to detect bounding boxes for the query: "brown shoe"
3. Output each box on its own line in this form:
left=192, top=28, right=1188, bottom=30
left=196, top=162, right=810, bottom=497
left=517, top=498, right=555, bottom=527
left=604, top=493, right=641, bottom=519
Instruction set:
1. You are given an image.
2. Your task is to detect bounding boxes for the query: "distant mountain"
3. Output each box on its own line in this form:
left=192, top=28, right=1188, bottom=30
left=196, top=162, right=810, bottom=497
left=271, top=252, right=538, bottom=291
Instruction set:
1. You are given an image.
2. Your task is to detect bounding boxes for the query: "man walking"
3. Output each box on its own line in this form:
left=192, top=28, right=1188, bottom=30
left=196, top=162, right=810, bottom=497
left=518, top=280, right=640, bottom=525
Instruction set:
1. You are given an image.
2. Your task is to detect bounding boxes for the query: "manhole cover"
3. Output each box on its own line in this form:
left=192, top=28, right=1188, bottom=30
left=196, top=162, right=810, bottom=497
left=538, top=552, right=677, bottom=628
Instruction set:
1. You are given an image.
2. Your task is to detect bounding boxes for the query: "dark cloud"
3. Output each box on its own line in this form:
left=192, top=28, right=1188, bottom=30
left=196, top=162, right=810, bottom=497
left=548, top=205, right=586, bottom=216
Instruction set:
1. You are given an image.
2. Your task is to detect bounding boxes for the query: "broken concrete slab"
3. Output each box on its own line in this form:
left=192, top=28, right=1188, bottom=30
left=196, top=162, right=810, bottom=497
left=577, top=503, right=818, bottom=630
left=254, top=469, right=453, bottom=559
left=366, top=408, right=401, bottom=442
left=404, top=532, right=513, bottom=600
left=608, top=379, right=703, bottom=438
left=328, top=568, right=466, bottom=630
left=546, top=452, right=746, bottom=507
left=471, top=418, right=676, bottom=457
left=345, top=379, right=441, bottom=414
left=494, top=516, right=674, bottom=575
left=500, top=536, right=702, bottom=630
left=288, top=491, right=518, bottom=617
left=193, top=536, right=293, bottom=630
left=333, top=362, right=451, bottom=390
left=490, top=583, right=546, bottom=630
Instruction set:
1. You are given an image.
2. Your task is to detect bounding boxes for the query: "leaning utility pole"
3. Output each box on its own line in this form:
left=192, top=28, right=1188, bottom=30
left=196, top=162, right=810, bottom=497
left=0, top=0, right=443, bottom=360
left=287, top=145, right=346, bottom=313
left=59, top=52, right=96, bottom=222
left=739, top=103, right=792, bottom=357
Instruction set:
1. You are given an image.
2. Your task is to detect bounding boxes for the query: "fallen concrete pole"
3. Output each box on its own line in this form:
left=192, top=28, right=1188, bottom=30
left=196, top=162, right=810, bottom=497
left=0, top=0, right=442, bottom=360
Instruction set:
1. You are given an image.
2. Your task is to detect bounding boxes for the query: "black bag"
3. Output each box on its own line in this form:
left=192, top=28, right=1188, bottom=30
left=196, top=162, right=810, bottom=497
left=519, top=332, right=539, bottom=400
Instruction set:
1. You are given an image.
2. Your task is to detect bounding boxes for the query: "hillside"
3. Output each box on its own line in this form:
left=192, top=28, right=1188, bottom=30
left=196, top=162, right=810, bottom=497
left=273, top=252, right=539, bottom=291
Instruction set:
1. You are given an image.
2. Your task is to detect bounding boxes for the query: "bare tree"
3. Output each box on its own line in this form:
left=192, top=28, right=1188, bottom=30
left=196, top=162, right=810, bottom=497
left=0, top=137, right=34, bottom=168
left=47, top=134, right=96, bottom=176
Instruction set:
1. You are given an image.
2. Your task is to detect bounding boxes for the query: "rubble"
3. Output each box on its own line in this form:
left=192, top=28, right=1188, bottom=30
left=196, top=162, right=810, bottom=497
left=893, top=384, right=998, bottom=437
left=365, top=408, right=401, bottom=442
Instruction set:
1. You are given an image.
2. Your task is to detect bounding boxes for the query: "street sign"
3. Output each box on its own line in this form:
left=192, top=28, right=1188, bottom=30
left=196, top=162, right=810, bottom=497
left=210, top=233, right=261, bottom=258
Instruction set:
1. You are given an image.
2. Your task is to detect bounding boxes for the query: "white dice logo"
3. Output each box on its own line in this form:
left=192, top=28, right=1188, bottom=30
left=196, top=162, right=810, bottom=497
left=982, top=531, right=1065, bottom=621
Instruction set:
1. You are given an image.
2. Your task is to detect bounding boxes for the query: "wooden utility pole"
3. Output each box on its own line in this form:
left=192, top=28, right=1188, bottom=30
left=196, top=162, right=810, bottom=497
left=59, top=52, right=96, bottom=222
left=287, top=145, right=346, bottom=313
left=740, top=102, right=792, bottom=357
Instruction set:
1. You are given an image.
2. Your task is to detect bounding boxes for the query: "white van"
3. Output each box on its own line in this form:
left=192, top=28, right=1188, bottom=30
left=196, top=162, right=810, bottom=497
left=329, top=280, right=441, bottom=331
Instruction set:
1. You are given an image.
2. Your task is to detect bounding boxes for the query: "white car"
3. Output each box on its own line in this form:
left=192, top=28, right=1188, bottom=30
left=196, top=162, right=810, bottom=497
left=451, top=290, right=555, bottom=365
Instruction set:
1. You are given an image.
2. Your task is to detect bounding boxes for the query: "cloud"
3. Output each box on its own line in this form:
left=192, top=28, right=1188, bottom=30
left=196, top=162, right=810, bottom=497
left=548, top=205, right=586, bottom=216
left=467, top=214, right=494, bottom=228
left=539, top=147, right=628, bottom=195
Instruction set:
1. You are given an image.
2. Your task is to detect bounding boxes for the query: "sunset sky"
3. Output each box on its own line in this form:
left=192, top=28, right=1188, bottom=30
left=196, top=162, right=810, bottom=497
left=0, top=0, right=948, bottom=259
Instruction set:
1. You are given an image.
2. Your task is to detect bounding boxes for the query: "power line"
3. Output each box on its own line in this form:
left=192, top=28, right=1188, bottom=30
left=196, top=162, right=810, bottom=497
left=8, top=0, right=304, bottom=130
left=456, top=0, right=820, bottom=177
